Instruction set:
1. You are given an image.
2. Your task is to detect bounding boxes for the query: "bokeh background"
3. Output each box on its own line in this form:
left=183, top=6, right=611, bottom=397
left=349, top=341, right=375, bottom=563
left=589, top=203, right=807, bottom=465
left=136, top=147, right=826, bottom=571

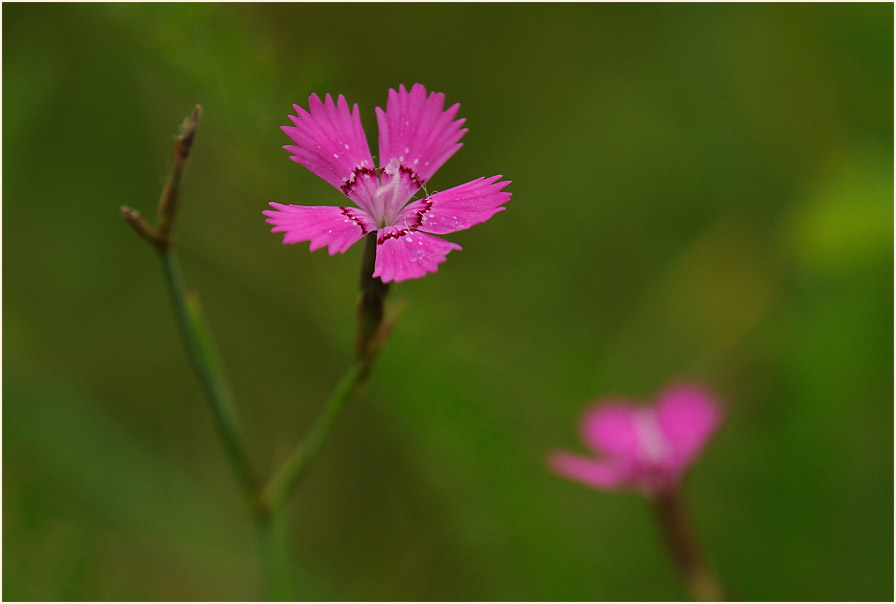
left=4, top=3, right=893, bottom=601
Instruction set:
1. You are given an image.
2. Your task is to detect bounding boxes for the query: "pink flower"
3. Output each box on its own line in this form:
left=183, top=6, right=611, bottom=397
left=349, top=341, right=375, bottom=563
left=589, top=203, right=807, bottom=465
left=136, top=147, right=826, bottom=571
left=264, top=84, right=512, bottom=283
left=549, top=385, right=722, bottom=495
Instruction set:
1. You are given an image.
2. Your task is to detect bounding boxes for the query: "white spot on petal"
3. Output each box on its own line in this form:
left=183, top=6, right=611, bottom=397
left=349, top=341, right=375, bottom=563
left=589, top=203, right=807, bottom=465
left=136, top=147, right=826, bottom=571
left=413, top=158, right=419, bottom=165
left=333, top=153, right=339, bottom=158
left=344, top=143, right=350, bottom=149
left=405, top=147, right=410, bottom=153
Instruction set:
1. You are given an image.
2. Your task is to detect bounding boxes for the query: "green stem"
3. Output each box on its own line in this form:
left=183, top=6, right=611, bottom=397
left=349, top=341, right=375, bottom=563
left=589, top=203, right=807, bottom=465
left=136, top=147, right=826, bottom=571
left=160, top=249, right=257, bottom=500
left=257, top=362, right=362, bottom=513
left=258, top=234, right=395, bottom=515
left=125, top=106, right=299, bottom=600
left=161, top=249, right=287, bottom=599
left=255, top=509, right=296, bottom=601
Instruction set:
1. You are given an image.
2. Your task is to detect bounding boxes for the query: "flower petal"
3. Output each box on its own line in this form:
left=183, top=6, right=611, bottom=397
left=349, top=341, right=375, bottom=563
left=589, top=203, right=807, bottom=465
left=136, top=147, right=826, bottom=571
left=375, top=84, right=467, bottom=197
left=548, top=452, right=632, bottom=490
left=397, top=175, right=512, bottom=235
left=282, top=93, right=379, bottom=214
left=581, top=401, right=645, bottom=459
left=655, top=385, right=721, bottom=468
left=372, top=228, right=461, bottom=283
left=263, top=203, right=376, bottom=255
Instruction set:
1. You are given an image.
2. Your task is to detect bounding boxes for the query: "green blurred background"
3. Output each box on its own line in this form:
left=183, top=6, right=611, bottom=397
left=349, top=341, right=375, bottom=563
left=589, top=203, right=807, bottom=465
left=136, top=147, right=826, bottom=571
left=3, top=3, right=893, bottom=601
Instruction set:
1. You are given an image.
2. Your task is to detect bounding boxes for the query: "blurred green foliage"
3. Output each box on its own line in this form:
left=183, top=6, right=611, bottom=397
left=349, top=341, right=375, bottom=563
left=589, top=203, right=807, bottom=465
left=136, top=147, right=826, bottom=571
left=3, top=3, right=892, bottom=601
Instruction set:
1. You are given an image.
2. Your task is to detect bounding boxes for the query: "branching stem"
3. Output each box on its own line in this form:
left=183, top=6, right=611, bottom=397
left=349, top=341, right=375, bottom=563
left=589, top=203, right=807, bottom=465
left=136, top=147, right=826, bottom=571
left=123, top=106, right=399, bottom=600
left=257, top=234, right=398, bottom=514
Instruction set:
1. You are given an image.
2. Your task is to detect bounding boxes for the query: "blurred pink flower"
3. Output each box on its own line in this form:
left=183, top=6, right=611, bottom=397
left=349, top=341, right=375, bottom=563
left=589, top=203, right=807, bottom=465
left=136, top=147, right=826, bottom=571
left=549, top=385, right=722, bottom=495
left=264, top=84, right=511, bottom=283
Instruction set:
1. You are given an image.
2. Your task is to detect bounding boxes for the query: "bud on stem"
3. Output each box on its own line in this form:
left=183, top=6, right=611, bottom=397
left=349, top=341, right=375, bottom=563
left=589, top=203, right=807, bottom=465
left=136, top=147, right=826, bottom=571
left=121, top=105, right=202, bottom=252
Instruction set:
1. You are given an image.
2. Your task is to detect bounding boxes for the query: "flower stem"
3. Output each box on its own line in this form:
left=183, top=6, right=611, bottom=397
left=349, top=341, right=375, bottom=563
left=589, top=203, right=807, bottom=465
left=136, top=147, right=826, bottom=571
left=356, top=232, right=390, bottom=378
left=256, top=362, right=362, bottom=513
left=252, top=240, right=398, bottom=595
left=257, top=233, right=396, bottom=514
left=160, top=250, right=258, bottom=500
left=652, top=486, right=727, bottom=601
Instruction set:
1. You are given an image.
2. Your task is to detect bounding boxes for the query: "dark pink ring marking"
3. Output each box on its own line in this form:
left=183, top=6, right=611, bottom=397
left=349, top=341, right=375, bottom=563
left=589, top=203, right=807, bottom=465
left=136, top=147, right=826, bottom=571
left=339, top=206, right=369, bottom=235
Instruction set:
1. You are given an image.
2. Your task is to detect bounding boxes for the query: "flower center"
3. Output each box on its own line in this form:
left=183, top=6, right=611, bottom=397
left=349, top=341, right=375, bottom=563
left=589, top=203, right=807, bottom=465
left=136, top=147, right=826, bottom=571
left=634, top=410, right=667, bottom=464
left=374, top=160, right=406, bottom=227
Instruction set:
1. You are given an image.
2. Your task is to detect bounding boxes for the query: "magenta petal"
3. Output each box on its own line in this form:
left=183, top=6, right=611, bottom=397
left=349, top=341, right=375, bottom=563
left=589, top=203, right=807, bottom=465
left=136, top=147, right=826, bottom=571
left=372, top=229, right=462, bottom=283
left=263, top=203, right=376, bottom=255
left=655, top=385, right=721, bottom=467
left=581, top=401, right=646, bottom=460
left=375, top=84, right=467, bottom=190
left=282, top=93, right=378, bottom=214
left=548, top=452, right=630, bottom=490
left=397, top=175, right=512, bottom=235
